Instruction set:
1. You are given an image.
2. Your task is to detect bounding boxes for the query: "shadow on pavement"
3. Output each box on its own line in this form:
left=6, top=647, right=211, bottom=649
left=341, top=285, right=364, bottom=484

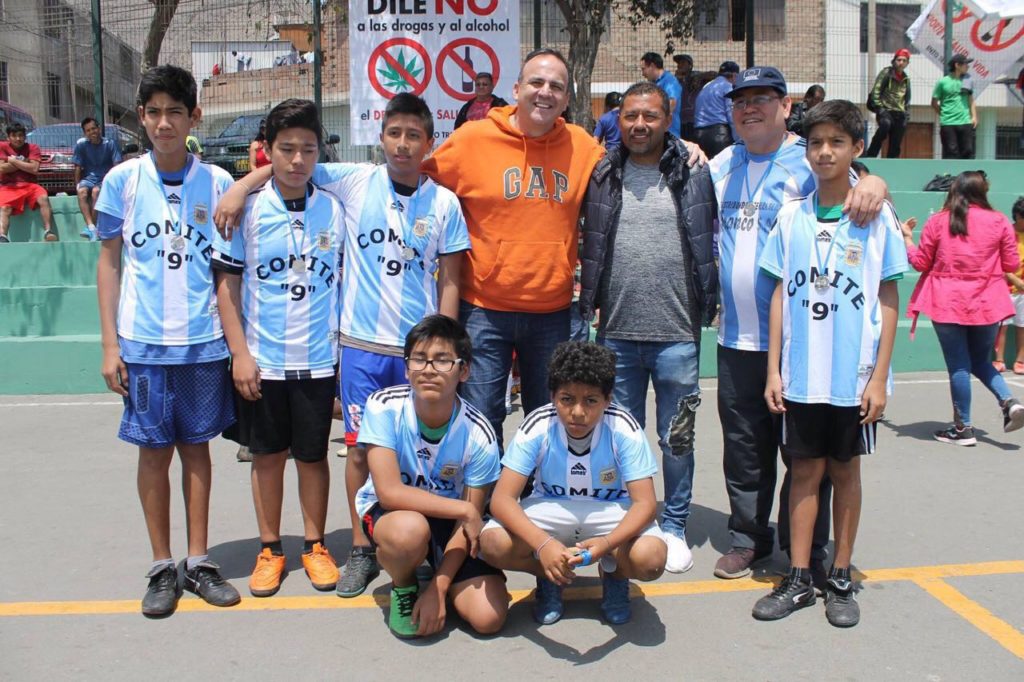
left=881, top=418, right=1020, bottom=451
left=209, top=528, right=354, bottom=580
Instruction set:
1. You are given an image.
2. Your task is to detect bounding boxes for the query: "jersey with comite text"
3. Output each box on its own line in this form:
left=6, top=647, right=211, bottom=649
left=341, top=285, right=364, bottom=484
left=503, top=403, right=658, bottom=503
left=759, top=193, right=909, bottom=406
left=354, top=386, right=499, bottom=516
left=312, top=164, right=470, bottom=349
left=211, top=181, right=345, bottom=379
left=95, top=154, right=232, bottom=346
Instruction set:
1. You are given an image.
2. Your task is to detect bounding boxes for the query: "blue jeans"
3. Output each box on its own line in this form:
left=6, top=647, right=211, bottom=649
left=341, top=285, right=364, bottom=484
left=569, top=301, right=590, bottom=342
left=933, top=322, right=1012, bottom=426
left=598, top=337, right=699, bottom=539
left=459, top=301, right=570, bottom=449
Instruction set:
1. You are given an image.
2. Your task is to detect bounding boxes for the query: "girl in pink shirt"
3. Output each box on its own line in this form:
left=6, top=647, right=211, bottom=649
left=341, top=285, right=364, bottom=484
left=902, top=171, right=1024, bottom=445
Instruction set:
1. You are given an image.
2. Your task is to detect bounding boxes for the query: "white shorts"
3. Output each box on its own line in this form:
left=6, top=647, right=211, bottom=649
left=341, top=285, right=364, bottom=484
left=482, top=497, right=665, bottom=547
left=1002, top=293, right=1024, bottom=327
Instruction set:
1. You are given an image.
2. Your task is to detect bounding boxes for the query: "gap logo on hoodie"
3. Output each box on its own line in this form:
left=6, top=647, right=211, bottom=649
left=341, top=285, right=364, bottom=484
left=502, top=166, right=570, bottom=203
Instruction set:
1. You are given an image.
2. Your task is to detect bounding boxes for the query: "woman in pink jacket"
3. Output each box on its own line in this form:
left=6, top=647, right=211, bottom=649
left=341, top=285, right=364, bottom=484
left=903, top=171, right=1024, bottom=445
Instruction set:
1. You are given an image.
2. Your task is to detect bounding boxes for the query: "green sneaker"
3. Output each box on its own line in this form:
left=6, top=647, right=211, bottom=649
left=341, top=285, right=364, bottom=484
left=388, top=584, right=420, bottom=639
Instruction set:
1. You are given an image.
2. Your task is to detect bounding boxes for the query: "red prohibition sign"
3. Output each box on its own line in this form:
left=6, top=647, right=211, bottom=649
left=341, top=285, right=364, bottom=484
left=970, top=17, right=1024, bottom=53
left=368, top=38, right=432, bottom=99
left=436, top=38, right=501, bottom=101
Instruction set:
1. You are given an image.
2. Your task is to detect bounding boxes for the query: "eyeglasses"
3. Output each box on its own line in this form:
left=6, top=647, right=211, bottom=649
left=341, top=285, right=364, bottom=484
left=731, top=94, right=781, bottom=111
left=405, top=357, right=463, bottom=372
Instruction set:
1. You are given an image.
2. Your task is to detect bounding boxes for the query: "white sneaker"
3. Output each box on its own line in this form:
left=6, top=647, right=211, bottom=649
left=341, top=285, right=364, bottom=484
left=664, top=533, right=694, bottom=574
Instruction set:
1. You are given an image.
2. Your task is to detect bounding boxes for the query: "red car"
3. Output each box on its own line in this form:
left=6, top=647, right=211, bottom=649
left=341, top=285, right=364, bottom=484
left=25, top=123, right=140, bottom=195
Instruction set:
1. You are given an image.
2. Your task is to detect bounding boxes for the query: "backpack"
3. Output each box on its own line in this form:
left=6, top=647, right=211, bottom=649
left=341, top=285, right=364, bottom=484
left=923, top=174, right=954, bottom=192
left=867, top=67, right=893, bottom=114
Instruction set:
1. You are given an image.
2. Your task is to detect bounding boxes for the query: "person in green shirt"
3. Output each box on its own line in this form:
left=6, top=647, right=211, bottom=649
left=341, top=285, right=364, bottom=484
left=932, top=54, right=977, bottom=159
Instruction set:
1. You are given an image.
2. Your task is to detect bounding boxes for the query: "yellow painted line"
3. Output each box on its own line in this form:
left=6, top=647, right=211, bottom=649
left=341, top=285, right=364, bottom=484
left=914, top=578, right=1024, bottom=661
left=1, top=560, right=1022, bottom=618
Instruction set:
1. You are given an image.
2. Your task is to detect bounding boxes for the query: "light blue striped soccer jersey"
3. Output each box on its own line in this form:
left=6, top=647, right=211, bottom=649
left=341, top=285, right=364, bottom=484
left=502, top=404, right=658, bottom=503
left=211, top=181, right=345, bottom=379
left=759, top=193, right=909, bottom=406
left=354, top=386, right=500, bottom=516
left=312, top=164, right=470, bottom=349
left=95, top=154, right=232, bottom=346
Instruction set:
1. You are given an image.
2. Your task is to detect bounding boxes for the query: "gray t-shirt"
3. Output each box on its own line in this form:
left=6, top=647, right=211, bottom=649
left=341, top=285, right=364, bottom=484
left=597, top=158, right=697, bottom=342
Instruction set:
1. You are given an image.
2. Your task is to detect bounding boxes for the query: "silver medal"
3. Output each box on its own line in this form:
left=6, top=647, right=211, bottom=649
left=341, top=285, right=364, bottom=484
left=292, top=258, right=307, bottom=273
left=743, top=203, right=756, bottom=217
left=401, top=245, right=416, bottom=261
left=814, top=274, right=830, bottom=292
left=170, top=235, right=186, bottom=251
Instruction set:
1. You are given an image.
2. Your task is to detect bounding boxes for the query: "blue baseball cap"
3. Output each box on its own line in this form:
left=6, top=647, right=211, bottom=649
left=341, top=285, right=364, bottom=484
left=725, top=66, right=788, bottom=99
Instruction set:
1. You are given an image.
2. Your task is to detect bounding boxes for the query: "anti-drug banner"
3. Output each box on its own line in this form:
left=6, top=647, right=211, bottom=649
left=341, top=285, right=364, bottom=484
left=349, top=0, right=521, bottom=145
left=907, top=0, right=1024, bottom=96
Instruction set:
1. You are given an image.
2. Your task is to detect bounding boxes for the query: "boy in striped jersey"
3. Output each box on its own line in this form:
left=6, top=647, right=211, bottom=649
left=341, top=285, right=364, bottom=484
left=95, top=65, right=240, bottom=617
left=355, top=315, right=506, bottom=639
left=480, top=342, right=667, bottom=625
left=212, top=99, right=345, bottom=598
left=754, top=100, right=907, bottom=627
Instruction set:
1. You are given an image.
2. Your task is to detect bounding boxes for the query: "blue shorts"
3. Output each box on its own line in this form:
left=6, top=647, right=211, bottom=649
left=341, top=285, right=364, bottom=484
left=118, top=360, right=235, bottom=448
left=339, top=346, right=405, bottom=447
left=77, top=177, right=101, bottom=191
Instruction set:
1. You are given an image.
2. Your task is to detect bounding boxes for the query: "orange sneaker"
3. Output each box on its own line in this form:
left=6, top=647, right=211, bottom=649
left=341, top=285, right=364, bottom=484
left=302, top=542, right=340, bottom=591
left=249, top=548, right=286, bottom=597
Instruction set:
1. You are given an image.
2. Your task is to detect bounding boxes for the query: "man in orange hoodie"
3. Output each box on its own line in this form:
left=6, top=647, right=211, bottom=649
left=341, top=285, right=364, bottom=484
left=421, top=49, right=605, bottom=443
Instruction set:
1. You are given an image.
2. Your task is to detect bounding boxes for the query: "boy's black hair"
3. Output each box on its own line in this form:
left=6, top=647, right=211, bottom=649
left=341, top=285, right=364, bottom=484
left=403, top=314, right=472, bottom=365
left=80, top=117, right=98, bottom=130
left=604, top=91, right=622, bottom=110
left=622, top=81, right=671, bottom=116
left=851, top=160, right=870, bottom=177
left=265, top=99, right=322, bottom=147
left=1013, top=196, right=1024, bottom=222
left=136, top=65, right=198, bottom=114
left=5, top=122, right=26, bottom=136
left=547, top=341, right=617, bottom=398
left=641, top=52, right=664, bottom=69
left=382, top=93, right=433, bottom=138
left=802, top=99, right=864, bottom=141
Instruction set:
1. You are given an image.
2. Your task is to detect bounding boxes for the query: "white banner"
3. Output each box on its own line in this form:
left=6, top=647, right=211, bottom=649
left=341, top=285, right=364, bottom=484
left=907, top=0, right=1024, bottom=96
left=348, top=0, right=521, bottom=145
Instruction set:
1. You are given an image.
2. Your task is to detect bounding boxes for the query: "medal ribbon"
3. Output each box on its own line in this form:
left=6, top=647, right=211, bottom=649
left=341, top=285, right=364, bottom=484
left=272, top=180, right=309, bottom=271
left=811, top=193, right=847, bottom=288
left=386, top=170, right=423, bottom=251
left=148, top=152, right=190, bottom=241
left=741, top=142, right=783, bottom=212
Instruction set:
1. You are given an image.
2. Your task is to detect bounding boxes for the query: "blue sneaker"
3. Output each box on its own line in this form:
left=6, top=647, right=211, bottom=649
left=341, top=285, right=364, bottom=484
left=532, top=577, right=564, bottom=625
left=600, top=572, right=631, bottom=624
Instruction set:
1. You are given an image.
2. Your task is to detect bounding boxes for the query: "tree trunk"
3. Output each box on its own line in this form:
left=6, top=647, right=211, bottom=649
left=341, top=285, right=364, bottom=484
left=556, top=0, right=611, bottom=133
left=142, top=0, right=182, bottom=73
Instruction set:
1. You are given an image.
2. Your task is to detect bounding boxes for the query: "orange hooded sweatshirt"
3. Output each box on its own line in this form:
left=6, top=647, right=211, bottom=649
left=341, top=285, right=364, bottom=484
left=422, top=105, right=604, bottom=313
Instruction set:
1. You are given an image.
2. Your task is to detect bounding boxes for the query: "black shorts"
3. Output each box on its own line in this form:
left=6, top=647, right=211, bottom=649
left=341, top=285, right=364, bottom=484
left=225, top=376, right=335, bottom=462
left=780, top=400, right=876, bottom=461
left=361, top=504, right=504, bottom=585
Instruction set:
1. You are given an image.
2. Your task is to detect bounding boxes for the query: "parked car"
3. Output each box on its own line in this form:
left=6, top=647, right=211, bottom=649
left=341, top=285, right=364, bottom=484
left=25, top=123, right=140, bottom=195
left=203, top=113, right=342, bottom=179
left=0, top=100, right=35, bottom=139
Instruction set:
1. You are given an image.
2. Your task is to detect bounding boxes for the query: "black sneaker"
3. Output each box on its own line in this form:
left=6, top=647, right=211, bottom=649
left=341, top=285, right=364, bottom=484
left=1002, top=399, right=1024, bottom=433
left=336, top=547, right=380, bottom=598
left=0, top=234, right=9, bottom=244
left=182, top=560, right=241, bottom=607
left=141, top=564, right=181, bottom=617
left=810, top=559, right=828, bottom=596
left=824, top=571, right=860, bottom=627
left=933, top=425, right=977, bottom=446
left=752, top=571, right=816, bottom=621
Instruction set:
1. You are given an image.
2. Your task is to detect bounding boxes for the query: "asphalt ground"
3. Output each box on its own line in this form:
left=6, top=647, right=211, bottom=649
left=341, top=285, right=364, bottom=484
left=1, top=371, right=1023, bottom=680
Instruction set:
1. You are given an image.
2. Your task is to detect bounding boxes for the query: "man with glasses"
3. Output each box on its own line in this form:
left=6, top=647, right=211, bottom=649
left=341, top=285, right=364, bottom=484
left=579, top=81, right=717, bottom=574
left=454, top=72, right=508, bottom=129
left=706, top=66, right=890, bottom=586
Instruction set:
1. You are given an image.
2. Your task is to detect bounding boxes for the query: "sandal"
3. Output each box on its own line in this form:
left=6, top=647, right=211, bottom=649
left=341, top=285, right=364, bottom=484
left=43, top=229, right=59, bottom=242
left=993, top=361, right=1006, bottom=373
left=1014, top=362, right=1024, bottom=375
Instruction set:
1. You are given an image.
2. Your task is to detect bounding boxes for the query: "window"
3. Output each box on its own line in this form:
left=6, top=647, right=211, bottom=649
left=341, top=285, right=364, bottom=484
left=695, top=0, right=785, bottom=42
left=860, top=3, right=920, bottom=54
left=42, top=0, right=71, bottom=40
left=47, top=73, right=62, bottom=120
left=0, top=61, right=8, bottom=102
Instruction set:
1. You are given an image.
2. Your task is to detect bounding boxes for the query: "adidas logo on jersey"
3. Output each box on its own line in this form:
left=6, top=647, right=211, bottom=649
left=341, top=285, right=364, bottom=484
left=416, top=447, right=432, bottom=459
left=816, top=230, right=832, bottom=242
left=166, top=193, right=181, bottom=204
left=391, top=200, right=404, bottom=212
left=291, top=219, right=304, bottom=230
left=570, top=462, right=587, bottom=476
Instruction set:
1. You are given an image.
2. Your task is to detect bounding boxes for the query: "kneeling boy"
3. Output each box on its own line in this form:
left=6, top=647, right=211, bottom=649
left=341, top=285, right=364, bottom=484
left=213, top=98, right=346, bottom=597
left=480, top=341, right=667, bottom=625
left=356, top=315, right=507, bottom=638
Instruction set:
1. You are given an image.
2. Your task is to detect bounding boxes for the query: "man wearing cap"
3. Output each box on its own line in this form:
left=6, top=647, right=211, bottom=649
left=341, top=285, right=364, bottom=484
left=704, top=66, right=890, bottom=584
left=864, top=49, right=912, bottom=158
left=674, top=54, right=699, bottom=141
left=694, top=61, right=740, bottom=158
left=641, top=52, right=683, bottom=138
left=932, top=54, right=978, bottom=159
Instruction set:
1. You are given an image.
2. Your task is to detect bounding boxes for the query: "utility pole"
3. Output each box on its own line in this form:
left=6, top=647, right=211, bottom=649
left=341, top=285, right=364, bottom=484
left=943, top=0, right=954, bottom=66
left=67, top=19, right=78, bottom=121
left=744, top=0, right=754, bottom=67
left=313, top=0, right=323, bottom=159
left=867, top=1, right=876, bottom=109
left=91, top=0, right=105, bottom=128
left=534, top=0, right=541, bottom=50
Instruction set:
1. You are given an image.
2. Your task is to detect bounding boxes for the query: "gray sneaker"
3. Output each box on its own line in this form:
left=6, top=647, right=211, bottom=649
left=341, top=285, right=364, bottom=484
left=336, top=547, right=380, bottom=598
left=824, top=571, right=860, bottom=627
left=714, top=547, right=770, bottom=579
left=1002, top=398, right=1024, bottom=433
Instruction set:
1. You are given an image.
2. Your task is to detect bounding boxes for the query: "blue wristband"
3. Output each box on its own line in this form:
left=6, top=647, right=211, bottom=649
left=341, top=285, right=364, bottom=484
left=577, top=549, right=593, bottom=567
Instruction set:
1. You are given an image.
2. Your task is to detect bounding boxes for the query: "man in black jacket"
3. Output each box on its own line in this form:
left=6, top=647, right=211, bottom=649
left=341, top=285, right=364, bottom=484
left=453, top=72, right=508, bottom=129
left=579, top=81, right=718, bottom=575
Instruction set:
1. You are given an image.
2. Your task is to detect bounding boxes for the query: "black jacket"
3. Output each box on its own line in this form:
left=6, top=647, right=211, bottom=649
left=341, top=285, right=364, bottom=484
left=579, top=136, right=718, bottom=328
left=453, top=95, right=508, bottom=129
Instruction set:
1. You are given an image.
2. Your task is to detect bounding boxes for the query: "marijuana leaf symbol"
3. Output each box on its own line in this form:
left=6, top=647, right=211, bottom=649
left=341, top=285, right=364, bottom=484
left=378, top=49, right=423, bottom=91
